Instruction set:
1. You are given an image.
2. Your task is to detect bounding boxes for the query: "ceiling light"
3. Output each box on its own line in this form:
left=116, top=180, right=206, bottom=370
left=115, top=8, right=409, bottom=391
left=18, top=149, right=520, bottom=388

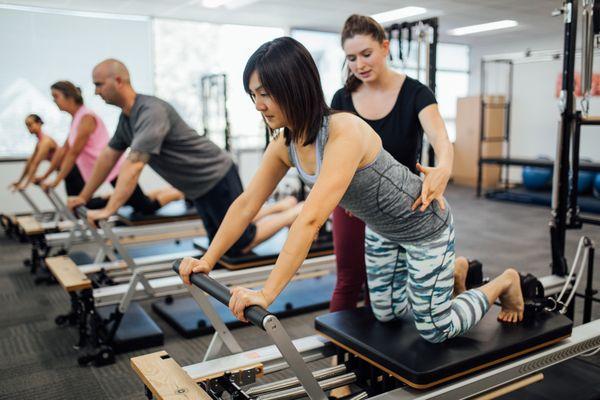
left=371, top=7, right=427, bottom=24
left=448, top=20, right=518, bottom=36
left=202, top=0, right=259, bottom=9
left=202, top=0, right=228, bottom=8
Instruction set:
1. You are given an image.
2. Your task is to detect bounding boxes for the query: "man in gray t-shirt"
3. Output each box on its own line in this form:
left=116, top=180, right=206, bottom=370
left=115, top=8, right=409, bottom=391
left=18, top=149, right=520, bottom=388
left=108, top=94, right=232, bottom=200
left=67, top=58, right=257, bottom=254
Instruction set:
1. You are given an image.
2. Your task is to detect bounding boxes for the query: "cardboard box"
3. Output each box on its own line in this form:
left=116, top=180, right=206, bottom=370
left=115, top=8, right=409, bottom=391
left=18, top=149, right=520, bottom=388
left=453, top=96, right=506, bottom=188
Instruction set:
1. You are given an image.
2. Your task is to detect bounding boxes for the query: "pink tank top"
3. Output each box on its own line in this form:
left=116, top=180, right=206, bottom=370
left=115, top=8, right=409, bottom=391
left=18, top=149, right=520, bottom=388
left=68, top=106, right=124, bottom=183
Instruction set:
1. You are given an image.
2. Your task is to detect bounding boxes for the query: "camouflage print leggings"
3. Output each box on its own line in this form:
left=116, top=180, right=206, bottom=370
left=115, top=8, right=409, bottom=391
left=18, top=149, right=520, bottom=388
left=365, top=222, right=489, bottom=343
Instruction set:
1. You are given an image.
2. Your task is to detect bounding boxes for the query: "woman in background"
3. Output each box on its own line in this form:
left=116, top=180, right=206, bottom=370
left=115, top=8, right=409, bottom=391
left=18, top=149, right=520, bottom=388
left=10, top=114, right=59, bottom=191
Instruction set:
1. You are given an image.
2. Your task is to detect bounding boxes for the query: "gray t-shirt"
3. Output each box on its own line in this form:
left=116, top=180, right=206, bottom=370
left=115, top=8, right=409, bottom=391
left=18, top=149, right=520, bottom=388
left=109, top=94, right=233, bottom=200
left=288, top=116, right=451, bottom=244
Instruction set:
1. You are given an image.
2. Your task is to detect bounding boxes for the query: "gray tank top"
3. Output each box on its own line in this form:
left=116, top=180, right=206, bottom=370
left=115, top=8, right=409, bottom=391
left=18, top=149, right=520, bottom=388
left=288, top=116, right=451, bottom=244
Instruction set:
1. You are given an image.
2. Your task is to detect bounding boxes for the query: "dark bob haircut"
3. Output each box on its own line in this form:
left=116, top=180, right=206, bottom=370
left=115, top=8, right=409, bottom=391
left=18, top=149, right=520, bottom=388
left=243, top=36, right=329, bottom=146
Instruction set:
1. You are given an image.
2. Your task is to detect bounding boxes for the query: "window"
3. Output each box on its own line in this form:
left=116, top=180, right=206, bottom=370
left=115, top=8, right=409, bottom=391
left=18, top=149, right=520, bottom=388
left=291, top=29, right=346, bottom=104
left=153, top=19, right=284, bottom=149
left=0, top=5, right=153, bottom=158
left=392, top=43, right=470, bottom=142
left=435, top=45, right=470, bottom=142
left=292, top=28, right=469, bottom=142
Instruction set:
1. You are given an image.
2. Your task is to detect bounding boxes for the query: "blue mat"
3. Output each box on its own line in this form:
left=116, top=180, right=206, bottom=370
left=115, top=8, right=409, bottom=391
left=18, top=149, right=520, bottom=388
left=96, top=302, right=163, bottom=353
left=486, top=187, right=600, bottom=214
left=117, top=200, right=198, bottom=225
left=125, top=238, right=199, bottom=259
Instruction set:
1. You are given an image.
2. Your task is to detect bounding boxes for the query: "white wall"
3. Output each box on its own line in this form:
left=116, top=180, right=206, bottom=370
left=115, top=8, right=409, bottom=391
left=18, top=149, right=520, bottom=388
left=468, top=35, right=600, bottom=182
left=0, top=7, right=154, bottom=157
left=0, top=7, right=158, bottom=213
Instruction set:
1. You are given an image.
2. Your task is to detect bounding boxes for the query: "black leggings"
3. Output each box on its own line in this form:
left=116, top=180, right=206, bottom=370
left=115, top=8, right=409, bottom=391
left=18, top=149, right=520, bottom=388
left=64, top=165, right=161, bottom=215
left=193, top=165, right=256, bottom=255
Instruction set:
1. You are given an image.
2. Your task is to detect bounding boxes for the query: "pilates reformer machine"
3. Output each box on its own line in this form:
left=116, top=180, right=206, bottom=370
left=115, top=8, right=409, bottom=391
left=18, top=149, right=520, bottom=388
left=47, top=206, right=335, bottom=367
left=49, top=249, right=335, bottom=367
left=477, top=0, right=600, bottom=221
left=26, top=188, right=203, bottom=282
left=130, top=255, right=599, bottom=400
left=549, top=0, right=600, bottom=323
left=12, top=183, right=197, bottom=247
left=1, top=186, right=74, bottom=241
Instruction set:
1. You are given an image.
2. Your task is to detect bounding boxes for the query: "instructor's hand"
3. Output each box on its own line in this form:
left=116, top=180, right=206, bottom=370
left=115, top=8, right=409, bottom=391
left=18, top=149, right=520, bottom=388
left=178, top=257, right=213, bottom=285
left=229, top=287, right=269, bottom=323
left=412, top=162, right=450, bottom=212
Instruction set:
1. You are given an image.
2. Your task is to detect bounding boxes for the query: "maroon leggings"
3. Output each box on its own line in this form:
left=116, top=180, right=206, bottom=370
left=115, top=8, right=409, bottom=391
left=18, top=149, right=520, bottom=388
left=330, top=206, right=370, bottom=312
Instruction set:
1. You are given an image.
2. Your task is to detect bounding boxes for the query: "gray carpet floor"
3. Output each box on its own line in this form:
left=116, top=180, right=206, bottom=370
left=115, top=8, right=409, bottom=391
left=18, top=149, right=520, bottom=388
left=1, top=184, right=599, bottom=399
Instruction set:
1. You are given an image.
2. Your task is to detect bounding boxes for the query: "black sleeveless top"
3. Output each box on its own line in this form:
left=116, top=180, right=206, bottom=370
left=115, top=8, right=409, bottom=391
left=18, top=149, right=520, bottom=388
left=330, top=77, right=436, bottom=174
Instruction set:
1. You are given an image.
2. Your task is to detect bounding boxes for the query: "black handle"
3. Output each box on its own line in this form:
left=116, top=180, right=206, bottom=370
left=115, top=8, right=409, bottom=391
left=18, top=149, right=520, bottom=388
left=74, top=205, right=88, bottom=219
left=173, top=259, right=271, bottom=329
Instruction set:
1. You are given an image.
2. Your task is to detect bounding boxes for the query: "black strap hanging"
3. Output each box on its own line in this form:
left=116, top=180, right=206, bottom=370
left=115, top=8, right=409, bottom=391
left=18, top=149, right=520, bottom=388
left=406, top=24, right=413, bottom=61
left=397, top=26, right=403, bottom=62
left=386, top=27, right=394, bottom=61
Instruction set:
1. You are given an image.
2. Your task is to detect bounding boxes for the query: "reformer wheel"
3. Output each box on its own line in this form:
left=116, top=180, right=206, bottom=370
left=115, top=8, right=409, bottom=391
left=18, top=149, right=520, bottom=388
left=77, top=345, right=115, bottom=367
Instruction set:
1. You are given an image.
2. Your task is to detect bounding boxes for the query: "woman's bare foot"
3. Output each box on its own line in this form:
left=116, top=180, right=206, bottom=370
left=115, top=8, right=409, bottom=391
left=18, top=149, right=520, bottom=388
left=497, top=268, right=525, bottom=323
left=328, top=357, right=351, bottom=398
left=244, top=201, right=304, bottom=252
left=264, top=196, right=298, bottom=215
left=330, top=385, right=352, bottom=398
left=278, top=195, right=299, bottom=209
left=253, top=196, right=299, bottom=221
left=453, top=257, right=469, bottom=297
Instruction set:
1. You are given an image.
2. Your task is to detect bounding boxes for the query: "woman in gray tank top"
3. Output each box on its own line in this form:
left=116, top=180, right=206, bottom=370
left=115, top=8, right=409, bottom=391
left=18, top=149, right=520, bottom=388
left=178, top=37, right=525, bottom=343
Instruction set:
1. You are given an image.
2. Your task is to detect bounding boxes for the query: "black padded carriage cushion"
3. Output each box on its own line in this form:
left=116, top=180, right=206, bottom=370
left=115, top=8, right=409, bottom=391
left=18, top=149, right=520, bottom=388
left=117, top=200, right=198, bottom=225
left=69, top=251, right=95, bottom=265
left=193, top=228, right=333, bottom=269
left=315, top=306, right=573, bottom=389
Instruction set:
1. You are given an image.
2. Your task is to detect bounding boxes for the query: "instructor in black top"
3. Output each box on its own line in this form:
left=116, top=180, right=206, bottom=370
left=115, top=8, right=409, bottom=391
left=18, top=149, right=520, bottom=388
left=328, top=15, right=467, bottom=313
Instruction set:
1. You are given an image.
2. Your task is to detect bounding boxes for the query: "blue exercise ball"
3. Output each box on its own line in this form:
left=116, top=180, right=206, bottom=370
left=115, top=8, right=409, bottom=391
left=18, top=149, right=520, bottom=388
left=594, top=173, right=600, bottom=198
left=523, top=157, right=553, bottom=191
left=572, top=158, right=594, bottom=194
left=577, top=170, right=595, bottom=194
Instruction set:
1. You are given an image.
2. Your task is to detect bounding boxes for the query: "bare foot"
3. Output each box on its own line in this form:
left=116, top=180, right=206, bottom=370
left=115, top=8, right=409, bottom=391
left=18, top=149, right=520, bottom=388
left=330, top=385, right=351, bottom=398
left=275, top=196, right=298, bottom=212
left=156, top=187, right=184, bottom=206
left=497, top=268, right=525, bottom=323
left=253, top=196, right=299, bottom=222
left=453, top=257, right=469, bottom=297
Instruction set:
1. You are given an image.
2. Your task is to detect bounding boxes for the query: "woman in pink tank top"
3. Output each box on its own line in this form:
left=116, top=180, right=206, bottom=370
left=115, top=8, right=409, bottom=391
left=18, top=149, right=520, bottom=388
left=39, top=80, right=123, bottom=191
left=39, top=80, right=183, bottom=213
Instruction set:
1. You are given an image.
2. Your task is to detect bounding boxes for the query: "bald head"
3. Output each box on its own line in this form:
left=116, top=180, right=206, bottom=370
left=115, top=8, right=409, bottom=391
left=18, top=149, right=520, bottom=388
left=94, top=58, right=131, bottom=84
left=92, top=58, right=135, bottom=109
